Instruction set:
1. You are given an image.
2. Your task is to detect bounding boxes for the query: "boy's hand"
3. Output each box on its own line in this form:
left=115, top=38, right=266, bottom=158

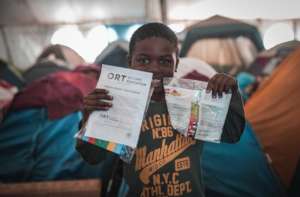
left=83, top=88, right=113, bottom=122
left=206, top=73, right=237, bottom=98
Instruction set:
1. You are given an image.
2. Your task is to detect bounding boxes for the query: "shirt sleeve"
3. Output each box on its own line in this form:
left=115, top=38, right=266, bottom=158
left=221, top=89, right=245, bottom=143
left=75, top=124, right=112, bottom=165
left=76, top=139, right=111, bottom=165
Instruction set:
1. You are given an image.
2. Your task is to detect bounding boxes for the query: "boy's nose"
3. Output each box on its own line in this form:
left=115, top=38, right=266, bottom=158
left=144, top=62, right=161, bottom=73
left=148, top=68, right=162, bottom=78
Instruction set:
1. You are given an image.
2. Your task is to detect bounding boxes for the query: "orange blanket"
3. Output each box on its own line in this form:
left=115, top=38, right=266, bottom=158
left=245, top=47, right=300, bottom=187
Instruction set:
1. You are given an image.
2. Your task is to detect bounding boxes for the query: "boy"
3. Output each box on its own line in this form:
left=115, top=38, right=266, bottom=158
left=77, top=23, right=245, bottom=197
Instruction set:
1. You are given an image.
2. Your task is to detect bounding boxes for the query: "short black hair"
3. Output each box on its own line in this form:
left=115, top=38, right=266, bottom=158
left=128, top=22, right=178, bottom=57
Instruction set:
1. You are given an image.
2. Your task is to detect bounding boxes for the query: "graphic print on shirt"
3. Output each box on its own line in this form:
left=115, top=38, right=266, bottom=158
left=134, top=112, right=196, bottom=197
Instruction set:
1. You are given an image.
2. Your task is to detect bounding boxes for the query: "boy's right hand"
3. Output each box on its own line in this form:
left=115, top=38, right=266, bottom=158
left=83, top=88, right=113, bottom=123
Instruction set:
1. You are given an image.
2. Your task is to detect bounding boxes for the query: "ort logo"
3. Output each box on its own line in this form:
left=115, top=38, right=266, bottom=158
left=107, top=72, right=127, bottom=82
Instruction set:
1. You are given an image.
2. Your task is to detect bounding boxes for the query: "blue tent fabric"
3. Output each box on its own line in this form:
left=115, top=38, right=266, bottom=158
left=288, top=159, right=300, bottom=197
left=201, top=123, right=284, bottom=197
left=0, top=108, right=113, bottom=182
left=95, top=47, right=128, bottom=68
left=0, top=60, right=24, bottom=89
left=94, top=40, right=129, bottom=68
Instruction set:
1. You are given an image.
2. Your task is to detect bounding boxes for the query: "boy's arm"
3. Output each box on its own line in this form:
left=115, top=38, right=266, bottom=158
left=221, top=89, right=245, bottom=143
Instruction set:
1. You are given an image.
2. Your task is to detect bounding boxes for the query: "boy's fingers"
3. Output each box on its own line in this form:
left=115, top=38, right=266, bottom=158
left=206, top=83, right=212, bottom=93
left=229, top=79, right=238, bottom=92
left=84, top=100, right=112, bottom=107
left=93, top=89, right=109, bottom=94
left=84, top=106, right=111, bottom=112
left=86, top=94, right=113, bottom=100
left=212, top=76, right=223, bottom=97
left=206, top=75, right=217, bottom=93
left=211, top=76, right=223, bottom=98
left=208, top=74, right=238, bottom=97
left=96, top=93, right=113, bottom=100
left=224, top=84, right=230, bottom=93
left=217, top=77, right=228, bottom=97
left=98, top=101, right=113, bottom=107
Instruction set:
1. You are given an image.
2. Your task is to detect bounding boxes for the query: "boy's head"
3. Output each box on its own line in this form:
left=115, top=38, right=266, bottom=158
left=128, top=22, right=179, bottom=79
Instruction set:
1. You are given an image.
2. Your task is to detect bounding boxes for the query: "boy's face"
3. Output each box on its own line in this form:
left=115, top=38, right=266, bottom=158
left=129, top=37, right=178, bottom=97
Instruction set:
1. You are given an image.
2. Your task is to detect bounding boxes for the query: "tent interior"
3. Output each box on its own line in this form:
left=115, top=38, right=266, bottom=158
left=0, top=0, right=300, bottom=197
left=1, top=0, right=300, bottom=70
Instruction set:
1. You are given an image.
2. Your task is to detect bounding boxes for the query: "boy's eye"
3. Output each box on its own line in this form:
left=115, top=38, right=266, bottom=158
left=159, top=59, right=172, bottom=65
left=137, top=58, right=150, bottom=64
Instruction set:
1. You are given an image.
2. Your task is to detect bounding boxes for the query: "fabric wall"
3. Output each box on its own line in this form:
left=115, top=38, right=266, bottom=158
left=186, top=36, right=258, bottom=75
left=245, top=47, right=300, bottom=187
left=0, top=29, right=8, bottom=61
left=2, top=26, right=57, bottom=71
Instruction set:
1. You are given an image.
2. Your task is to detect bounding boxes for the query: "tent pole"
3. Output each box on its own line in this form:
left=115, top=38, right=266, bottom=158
left=0, top=26, right=14, bottom=65
left=160, top=0, right=168, bottom=24
left=292, top=19, right=297, bottom=40
left=145, top=0, right=150, bottom=21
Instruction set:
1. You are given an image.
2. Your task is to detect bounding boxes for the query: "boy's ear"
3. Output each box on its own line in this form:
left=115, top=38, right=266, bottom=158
left=175, top=48, right=179, bottom=72
left=175, top=58, right=179, bottom=72
left=127, top=55, right=132, bottom=67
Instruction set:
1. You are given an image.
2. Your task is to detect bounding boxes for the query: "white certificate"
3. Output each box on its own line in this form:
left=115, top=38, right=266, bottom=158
left=84, top=65, right=153, bottom=148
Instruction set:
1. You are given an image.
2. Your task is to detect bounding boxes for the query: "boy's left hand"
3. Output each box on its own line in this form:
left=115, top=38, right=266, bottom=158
left=206, top=73, right=237, bottom=98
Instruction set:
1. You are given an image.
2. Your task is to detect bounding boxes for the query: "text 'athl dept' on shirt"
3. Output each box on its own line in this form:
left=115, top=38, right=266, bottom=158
left=123, top=101, right=204, bottom=197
